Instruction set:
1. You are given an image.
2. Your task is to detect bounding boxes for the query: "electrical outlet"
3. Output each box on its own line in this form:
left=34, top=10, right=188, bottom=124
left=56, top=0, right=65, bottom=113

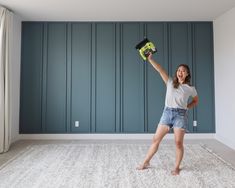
left=193, top=120, right=197, bottom=127
left=75, top=121, right=79, bottom=127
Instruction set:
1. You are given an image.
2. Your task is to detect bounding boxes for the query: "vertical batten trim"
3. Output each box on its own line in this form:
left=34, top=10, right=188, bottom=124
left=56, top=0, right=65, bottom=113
left=91, top=23, right=97, bottom=133
left=89, top=23, right=93, bottom=133
left=192, top=23, right=197, bottom=132
left=210, top=23, right=215, bottom=133
left=39, top=23, right=43, bottom=132
left=120, top=23, right=123, bottom=133
left=143, top=23, right=148, bottom=132
left=42, top=23, right=48, bottom=133
left=167, top=23, right=172, bottom=76
left=163, top=23, right=169, bottom=75
left=66, top=23, right=72, bottom=133
left=115, top=23, right=121, bottom=133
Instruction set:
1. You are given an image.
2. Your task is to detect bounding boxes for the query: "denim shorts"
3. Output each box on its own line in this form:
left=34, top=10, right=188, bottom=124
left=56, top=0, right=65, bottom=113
left=159, top=107, right=188, bottom=130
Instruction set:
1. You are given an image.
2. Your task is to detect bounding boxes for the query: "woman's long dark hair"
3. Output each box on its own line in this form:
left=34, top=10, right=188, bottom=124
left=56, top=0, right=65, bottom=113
left=173, top=64, right=191, bottom=88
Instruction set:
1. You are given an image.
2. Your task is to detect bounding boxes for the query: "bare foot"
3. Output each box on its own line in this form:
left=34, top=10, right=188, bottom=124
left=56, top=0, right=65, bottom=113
left=136, top=162, right=150, bottom=170
left=171, top=168, right=181, bottom=175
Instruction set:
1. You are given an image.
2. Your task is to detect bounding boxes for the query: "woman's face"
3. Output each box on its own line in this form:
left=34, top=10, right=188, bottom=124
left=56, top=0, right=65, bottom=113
left=177, top=66, right=188, bottom=83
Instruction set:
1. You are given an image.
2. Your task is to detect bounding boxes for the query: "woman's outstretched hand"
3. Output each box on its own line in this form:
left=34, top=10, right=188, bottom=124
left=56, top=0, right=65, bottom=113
left=147, top=53, right=153, bottom=62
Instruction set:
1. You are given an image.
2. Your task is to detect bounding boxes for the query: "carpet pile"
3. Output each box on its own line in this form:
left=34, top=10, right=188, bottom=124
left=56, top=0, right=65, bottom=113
left=0, top=143, right=234, bottom=188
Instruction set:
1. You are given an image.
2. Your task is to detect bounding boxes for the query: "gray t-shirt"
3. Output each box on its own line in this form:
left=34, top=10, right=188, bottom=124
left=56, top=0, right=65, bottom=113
left=165, top=78, right=197, bottom=109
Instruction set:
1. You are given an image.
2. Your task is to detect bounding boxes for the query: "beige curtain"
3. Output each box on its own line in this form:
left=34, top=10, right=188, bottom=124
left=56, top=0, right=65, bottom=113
left=0, top=6, right=13, bottom=153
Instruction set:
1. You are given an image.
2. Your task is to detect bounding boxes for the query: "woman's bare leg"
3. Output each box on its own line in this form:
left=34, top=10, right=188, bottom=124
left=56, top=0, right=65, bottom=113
left=137, top=125, right=169, bottom=170
left=171, top=128, right=185, bottom=175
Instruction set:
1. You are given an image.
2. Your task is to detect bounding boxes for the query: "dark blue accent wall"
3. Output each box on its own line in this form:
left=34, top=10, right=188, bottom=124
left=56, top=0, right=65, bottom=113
left=20, top=22, right=214, bottom=133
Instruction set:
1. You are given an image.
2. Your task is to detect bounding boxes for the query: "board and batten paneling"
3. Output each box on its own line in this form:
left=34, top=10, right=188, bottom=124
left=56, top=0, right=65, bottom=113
left=20, top=22, right=214, bottom=134
left=94, top=23, right=117, bottom=132
left=145, top=23, right=168, bottom=132
left=193, top=23, right=215, bottom=133
left=121, top=23, right=145, bottom=133
left=20, top=23, right=43, bottom=133
left=44, top=23, right=67, bottom=133
left=70, top=23, right=92, bottom=133
left=168, top=22, right=194, bottom=132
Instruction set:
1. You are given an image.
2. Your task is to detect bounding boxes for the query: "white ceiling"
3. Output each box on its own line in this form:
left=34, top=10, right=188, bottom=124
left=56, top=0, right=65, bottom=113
left=1, top=0, right=235, bottom=21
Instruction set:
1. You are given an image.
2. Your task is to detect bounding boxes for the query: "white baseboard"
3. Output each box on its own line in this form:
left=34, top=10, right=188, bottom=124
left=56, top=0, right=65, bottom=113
left=215, top=134, right=235, bottom=150
left=18, top=133, right=215, bottom=140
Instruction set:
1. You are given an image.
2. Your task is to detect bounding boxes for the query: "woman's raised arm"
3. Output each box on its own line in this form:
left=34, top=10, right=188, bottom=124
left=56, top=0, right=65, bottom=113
left=147, top=53, right=169, bottom=85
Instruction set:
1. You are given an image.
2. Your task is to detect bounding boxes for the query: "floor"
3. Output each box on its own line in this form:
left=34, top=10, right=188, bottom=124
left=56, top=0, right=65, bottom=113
left=0, top=139, right=235, bottom=168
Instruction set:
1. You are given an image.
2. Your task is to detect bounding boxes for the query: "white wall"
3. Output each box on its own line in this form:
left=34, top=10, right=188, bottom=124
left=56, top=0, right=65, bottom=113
left=214, top=7, right=235, bottom=150
left=10, top=14, right=21, bottom=143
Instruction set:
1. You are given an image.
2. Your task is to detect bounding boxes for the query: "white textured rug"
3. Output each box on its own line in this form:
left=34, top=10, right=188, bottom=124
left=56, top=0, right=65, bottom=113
left=0, top=143, right=235, bottom=188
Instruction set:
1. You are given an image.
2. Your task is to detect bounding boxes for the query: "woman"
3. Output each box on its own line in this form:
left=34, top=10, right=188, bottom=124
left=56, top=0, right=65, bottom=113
left=137, top=53, right=199, bottom=175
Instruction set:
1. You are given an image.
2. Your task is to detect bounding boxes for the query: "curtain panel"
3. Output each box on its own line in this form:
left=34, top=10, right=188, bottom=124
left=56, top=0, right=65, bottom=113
left=0, top=6, right=13, bottom=153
